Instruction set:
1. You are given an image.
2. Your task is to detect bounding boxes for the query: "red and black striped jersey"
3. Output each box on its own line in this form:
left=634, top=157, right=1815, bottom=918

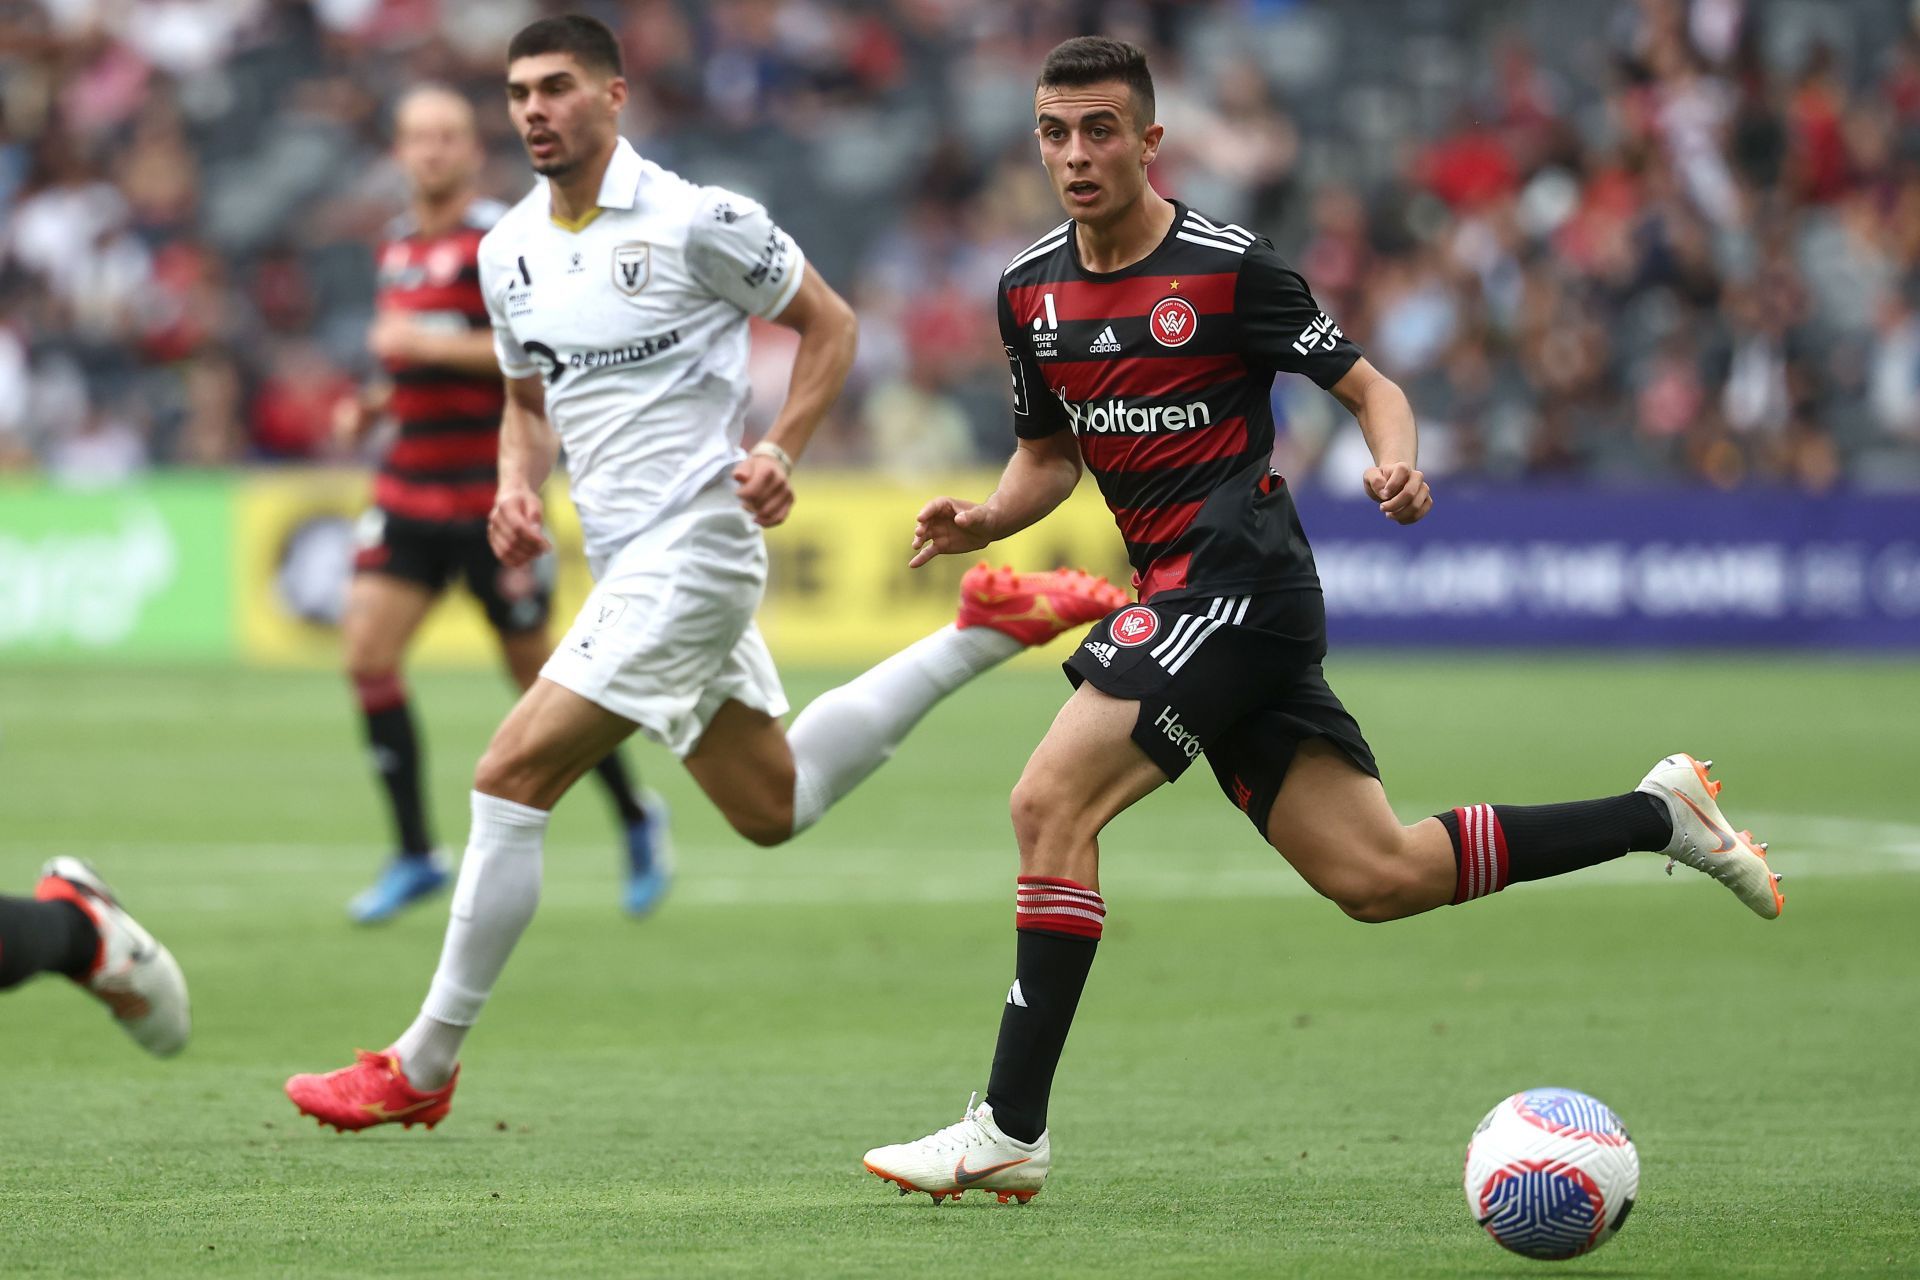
left=999, top=201, right=1363, bottom=601
left=372, top=198, right=508, bottom=524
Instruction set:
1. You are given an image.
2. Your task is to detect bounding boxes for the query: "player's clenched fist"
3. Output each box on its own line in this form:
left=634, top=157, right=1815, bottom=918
left=1363, top=461, right=1433, bottom=525
left=909, top=496, right=995, bottom=568
left=489, top=485, right=550, bottom=566
left=732, top=454, right=794, bottom=528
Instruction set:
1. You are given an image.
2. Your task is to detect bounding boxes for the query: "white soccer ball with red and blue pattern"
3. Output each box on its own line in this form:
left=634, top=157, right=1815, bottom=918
left=1463, top=1087, right=1639, bottom=1260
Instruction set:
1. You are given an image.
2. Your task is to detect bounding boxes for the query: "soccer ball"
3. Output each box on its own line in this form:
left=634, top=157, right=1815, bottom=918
left=1463, top=1087, right=1639, bottom=1260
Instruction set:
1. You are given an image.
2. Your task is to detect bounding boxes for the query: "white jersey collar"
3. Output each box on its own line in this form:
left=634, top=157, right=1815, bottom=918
left=594, top=137, right=644, bottom=211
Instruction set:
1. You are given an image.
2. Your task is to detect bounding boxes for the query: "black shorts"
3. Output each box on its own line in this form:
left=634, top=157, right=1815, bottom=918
left=351, top=509, right=553, bottom=634
left=1063, top=588, right=1378, bottom=831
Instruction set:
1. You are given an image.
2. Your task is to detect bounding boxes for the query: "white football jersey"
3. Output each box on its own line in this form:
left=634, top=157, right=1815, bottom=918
left=478, top=138, right=806, bottom=562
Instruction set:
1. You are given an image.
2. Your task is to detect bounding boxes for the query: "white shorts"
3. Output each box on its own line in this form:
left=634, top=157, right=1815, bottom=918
left=542, top=482, right=788, bottom=757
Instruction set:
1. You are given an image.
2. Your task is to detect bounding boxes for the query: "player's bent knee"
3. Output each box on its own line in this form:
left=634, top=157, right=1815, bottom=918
left=1008, top=774, right=1105, bottom=878
left=1322, top=863, right=1429, bottom=924
left=1008, top=778, right=1044, bottom=848
left=732, top=764, right=797, bottom=847
left=720, top=787, right=794, bottom=847
left=1334, top=891, right=1405, bottom=925
left=1009, top=772, right=1074, bottom=851
left=730, top=813, right=792, bottom=848
left=1283, top=847, right=1408, bottom=925
left=471, top=749, right=523, bottom=804
left=472, top=736, right=558, bottom=808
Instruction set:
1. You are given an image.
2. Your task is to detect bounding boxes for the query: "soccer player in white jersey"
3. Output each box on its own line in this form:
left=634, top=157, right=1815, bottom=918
left=286, top=14, right=1126, bottom=1132
left=334, top=85, right=667, bottom=926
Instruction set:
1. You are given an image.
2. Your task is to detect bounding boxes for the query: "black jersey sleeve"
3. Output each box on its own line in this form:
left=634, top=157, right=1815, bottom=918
left=998, top=288, right=1070, bottom=438
left=1236, top=240, right=1364, bottom=389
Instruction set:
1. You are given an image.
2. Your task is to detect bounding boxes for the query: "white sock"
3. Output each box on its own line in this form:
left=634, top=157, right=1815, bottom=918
left=394, top=791, right=549, bottom=1088
left=788, top=623, right=1020, bottom=834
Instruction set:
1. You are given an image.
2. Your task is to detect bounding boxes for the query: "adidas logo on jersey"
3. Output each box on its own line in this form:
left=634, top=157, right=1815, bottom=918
left=1083, top=640, right=1119, bottom=667
left=1089, top=324, right=1122, bottom=354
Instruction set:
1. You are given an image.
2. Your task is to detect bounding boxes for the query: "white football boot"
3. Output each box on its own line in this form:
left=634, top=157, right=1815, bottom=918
left=1635, top=754, right=1784, bottom=919
left=35, top=858, right=191, bottom=1055
left=864, top=1093, right=1050, bottom=1204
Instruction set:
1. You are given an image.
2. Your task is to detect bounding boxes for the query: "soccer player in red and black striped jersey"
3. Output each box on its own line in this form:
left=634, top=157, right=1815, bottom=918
left=335, top=85, right=666, bottom=925
left=862, top=37, right=1783, bottom=1204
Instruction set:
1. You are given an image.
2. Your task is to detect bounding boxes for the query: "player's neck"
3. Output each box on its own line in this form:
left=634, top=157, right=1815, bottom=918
left=411, top=188, right=474, bottom=239
left=1073, top=188, right=1176, bottom=274
left=548, top=140, right=618, bottom=227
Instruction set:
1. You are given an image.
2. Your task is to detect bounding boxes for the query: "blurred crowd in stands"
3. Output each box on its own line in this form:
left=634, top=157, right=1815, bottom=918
left=5, top=0, right=1920, bottom=490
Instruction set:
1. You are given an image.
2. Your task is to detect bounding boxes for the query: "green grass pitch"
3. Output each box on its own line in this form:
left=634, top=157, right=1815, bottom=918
left=1, top=657, right=1916, bottom=1277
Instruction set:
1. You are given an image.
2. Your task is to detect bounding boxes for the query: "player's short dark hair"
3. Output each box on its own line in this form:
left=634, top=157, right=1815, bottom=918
left=1037, top=36, right=1155, bottom=129
left=507, top=14, right=623, bottom=79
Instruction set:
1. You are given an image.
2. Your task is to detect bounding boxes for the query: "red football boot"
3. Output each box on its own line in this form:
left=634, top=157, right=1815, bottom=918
left=955, top=563, right=1130, bottom=647
left=286, top=1049, right=457, bottom=1132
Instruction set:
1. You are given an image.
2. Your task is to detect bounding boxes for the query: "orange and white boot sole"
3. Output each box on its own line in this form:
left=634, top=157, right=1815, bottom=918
left=862, top=1160, right=1038, bottom=1205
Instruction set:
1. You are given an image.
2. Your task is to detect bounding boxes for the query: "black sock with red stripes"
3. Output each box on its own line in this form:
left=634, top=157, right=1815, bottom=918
left=1439, top=796, right=1672, bottom=903
left=356, top=674, right=433, bottom=858
left=984, top=877, right=1104, bottom=1144
left=0, top=896, right=97, bottom=990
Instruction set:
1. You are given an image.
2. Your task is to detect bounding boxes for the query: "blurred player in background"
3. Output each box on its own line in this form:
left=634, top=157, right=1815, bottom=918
left=1, top=860, right=188, bottom=1056
left=286, top=15, right=1126, bottom=1132
left=864, top=36, right=1785, bottom=1204
left=335, top=84, right=668, bottom=926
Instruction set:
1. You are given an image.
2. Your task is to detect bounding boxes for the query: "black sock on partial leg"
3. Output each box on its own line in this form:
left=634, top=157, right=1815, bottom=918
left=0, top=896, right=98, bottom=990
left=1441, top=794, right=1672, bottom=903
left=356, top=675, right=433, bottom=857
left=591, top=751, right=646, bottom=826
left=984, top=877, right=1105, bottom=1144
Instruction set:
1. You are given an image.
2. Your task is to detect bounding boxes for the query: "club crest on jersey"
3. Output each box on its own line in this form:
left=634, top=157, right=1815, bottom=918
left=426, top=242, right=465, bottom=284
left=588, top=596, right=627, bottom=631
left=613, top=242, right=651, bottom=296
left=1150, top=296, right=1198, bottom=347
left=1110, top=605, right=1159, bottom=647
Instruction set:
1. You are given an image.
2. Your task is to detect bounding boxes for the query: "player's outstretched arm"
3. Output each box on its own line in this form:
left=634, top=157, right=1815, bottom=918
left=1329, top=357, right=1433, bottom=525
left=732, top=267, right=858, bottom=529
left=489, top=374, right=556, bottom=567
left=909, top=431, right=1081, bottom=568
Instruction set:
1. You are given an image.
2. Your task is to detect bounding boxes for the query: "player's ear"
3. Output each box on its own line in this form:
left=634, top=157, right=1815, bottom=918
left=1140, top=121, right=1164, bottom=166
left=606, top=75, right=629, bottom=112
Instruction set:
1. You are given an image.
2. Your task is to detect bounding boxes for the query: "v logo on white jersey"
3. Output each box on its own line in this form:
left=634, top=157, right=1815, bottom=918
left=1007, top=980, right=1028, bottom=1008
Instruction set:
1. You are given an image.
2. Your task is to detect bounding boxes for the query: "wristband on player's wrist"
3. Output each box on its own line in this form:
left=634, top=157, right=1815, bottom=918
left=749, top=441, right=793, bottom=476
